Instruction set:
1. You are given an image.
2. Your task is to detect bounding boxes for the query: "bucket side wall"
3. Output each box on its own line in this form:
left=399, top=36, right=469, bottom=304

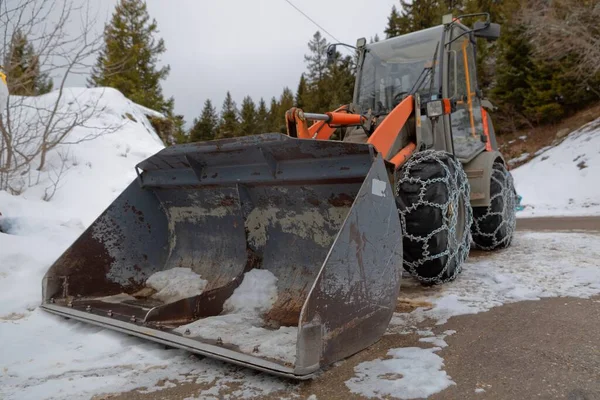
left=295, top=156, right=403, bottom=372
left=43, top=179, right=170, bottom=300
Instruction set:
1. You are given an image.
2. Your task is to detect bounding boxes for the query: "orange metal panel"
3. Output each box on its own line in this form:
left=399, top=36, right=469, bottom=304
left=367, top=95, right=414, bottom=159
left=481, top=107, right=492, bottom=151
left=389, top=142, right=417, bottom=168
left=308, top=105, right=349, bottom=140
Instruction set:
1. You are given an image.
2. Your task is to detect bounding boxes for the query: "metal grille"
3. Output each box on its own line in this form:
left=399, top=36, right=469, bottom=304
left=395, top=150, right=473, bottom=284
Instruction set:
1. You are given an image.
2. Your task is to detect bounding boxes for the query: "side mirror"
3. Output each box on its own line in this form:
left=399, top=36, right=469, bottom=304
left=473, top=21, right=500, bottom=41
left=326, top=44, right=336, bottom=66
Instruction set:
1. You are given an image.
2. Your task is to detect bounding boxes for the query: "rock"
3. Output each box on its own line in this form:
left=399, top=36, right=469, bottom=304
left=555, top=128, right=570, bottom=139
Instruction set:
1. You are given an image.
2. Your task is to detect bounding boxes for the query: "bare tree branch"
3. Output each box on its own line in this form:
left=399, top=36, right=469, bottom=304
left=0, top=0, right=123, bottom=191
left=519, top=0, right=600, bottom=77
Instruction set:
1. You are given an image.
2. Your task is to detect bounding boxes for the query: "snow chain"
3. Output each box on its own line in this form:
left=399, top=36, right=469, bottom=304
left=395, top=150, right=473, bottom=284
left=472, top=164, right=517, bottom=250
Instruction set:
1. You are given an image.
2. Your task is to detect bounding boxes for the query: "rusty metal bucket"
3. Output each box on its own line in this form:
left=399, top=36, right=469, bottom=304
left=40, top=133, right=402, bottom=378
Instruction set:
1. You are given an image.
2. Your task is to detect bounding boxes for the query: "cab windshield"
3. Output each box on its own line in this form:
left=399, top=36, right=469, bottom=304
left=356, top=26, right=443, bottom=114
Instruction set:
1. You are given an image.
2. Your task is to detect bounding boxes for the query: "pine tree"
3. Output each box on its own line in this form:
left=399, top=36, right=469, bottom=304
left=239, top=96, right=258, bottom=136
left=217, top=91, right=239, bottom=138
left=89, top=0, right=172, bottom=114
left=303, top=31, right=332, bottom=112
left=273, top=88, right=294, bottom=134
left=304, top=31, right=329, bottom=84
left=295, top=74, right=307, bottom=109
left=492, top=25, right=534, bottom=125
left=384, top=6, right=403, bottom=38
left=267, top=97, right=281, bottom=132
left=189, top=99, right=218, bottom=142
left=324, top=53, right=355, bottom=110
left=5, top=29, right=53, bottom=95
left=256, top=98, right=269, bottom=134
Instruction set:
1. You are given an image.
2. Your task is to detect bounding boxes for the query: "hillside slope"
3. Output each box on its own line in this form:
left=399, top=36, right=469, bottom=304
left=512, top=117, right=600, bottom=217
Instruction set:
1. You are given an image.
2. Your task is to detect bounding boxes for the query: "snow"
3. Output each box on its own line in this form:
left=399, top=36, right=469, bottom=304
left=134, top=102, right=166, bottom=119
left=388, top=231, right=600, bottom=329
left=418, top=329, right=455, bottom=348
left=513, top=117, right=600, bottom=217
left=223, top=269, right=279, bottom=314
left=98, top=293, right=136, bottom=304
left=175, top=314, right=297, bottom=365
left=508, top=152, right=529, bottom=165
left=146, top=267, right=208, bottom=303
left=174, top=269, right=297, bottom=365
left=345, top=347, right=455, bottom=399
left=534, top=145, right=552, bottom=156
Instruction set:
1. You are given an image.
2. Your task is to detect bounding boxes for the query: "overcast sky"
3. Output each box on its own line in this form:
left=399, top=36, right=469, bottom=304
left=82, top=0, right=398, bottom=123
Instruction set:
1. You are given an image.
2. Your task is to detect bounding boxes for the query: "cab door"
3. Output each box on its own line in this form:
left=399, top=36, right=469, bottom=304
left=448, top=26, right=486, bottom=161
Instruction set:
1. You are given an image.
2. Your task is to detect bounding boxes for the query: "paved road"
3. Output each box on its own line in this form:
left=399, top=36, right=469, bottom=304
left=517, top=216, right=600, bottom=232
left=430, top=296, right=600, bottom=400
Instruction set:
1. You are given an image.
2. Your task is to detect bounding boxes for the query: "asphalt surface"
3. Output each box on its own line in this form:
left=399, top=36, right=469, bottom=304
left=516, top=216, right=600, bottom=232
left=96, top=217, right=600, bottom=400
left=430, top=296, right=600, bottom=400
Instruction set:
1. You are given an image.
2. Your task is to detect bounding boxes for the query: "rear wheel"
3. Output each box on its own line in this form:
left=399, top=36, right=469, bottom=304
left=395, top=150, right=472, bottom=284
left=471, top=162, right=516, bottom=250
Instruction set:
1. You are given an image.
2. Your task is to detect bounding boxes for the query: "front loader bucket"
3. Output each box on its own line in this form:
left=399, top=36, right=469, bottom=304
left=41, top=133, right=402, bottom=378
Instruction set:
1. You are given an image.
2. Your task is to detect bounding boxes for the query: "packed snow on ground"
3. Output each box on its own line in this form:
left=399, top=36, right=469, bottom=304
left=512, top=117, right=600, bottom=217
left=174, top=269, right=298, bottom=365
left=146, top=267, right=208, bottom=303
left=388, top=231, right=600, bottom=330
left=345, top=346, right=455, bottom=399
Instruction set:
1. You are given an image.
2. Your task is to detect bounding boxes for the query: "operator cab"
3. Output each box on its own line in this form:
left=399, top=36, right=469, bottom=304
left=352, top=16, right=500, bottom=163
left=356, top=25, right=443, bottom=115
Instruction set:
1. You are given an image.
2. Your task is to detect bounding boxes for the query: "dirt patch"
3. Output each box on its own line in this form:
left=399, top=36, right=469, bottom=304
left=497, top=102, right=600, bottom=168
left=0, top=312, right=26, bottom=321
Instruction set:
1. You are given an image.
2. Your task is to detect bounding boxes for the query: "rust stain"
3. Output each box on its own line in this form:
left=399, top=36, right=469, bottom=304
left=328, top=193, right=354, bottom=207
left=307, top=197, right=320, bottom=207
left=219, top=196, right=235, bottom=207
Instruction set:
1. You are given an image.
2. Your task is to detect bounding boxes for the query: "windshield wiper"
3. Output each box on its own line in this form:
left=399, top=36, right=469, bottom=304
left=409, top=42, right=440, bottom=97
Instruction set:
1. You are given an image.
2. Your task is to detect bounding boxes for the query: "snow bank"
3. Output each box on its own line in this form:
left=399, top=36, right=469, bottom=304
left=512, top=117, right=600, bottom=217
left=3, top=87, right=164, bottom=225
left=146, top=267, right=208, bottom=303
left=174, top=269, right=297, bottom=365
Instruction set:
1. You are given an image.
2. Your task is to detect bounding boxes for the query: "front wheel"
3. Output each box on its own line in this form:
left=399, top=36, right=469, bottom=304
left=395, top=150, right=473, bottom=285
left=471, top=162, right=517, bottom=250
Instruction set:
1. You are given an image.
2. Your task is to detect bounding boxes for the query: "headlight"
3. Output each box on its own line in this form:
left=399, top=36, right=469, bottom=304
left=425, top=99, right=452, bottom=117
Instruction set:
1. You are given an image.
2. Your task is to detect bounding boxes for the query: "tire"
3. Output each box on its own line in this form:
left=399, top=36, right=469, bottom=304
left=395, top=150, right=472, bottom=284
left=471, top=162, right=517, bottom=250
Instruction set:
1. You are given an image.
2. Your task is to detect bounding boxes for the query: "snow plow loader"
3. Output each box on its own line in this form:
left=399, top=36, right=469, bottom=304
left=41, top=14, right=516, bottom=378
